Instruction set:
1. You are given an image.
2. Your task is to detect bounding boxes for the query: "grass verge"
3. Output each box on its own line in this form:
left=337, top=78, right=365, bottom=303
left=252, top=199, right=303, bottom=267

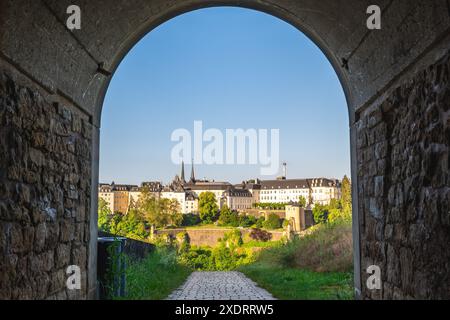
left=239, top=219, right=354, bottom=300
left=239, top=263, right=353, bottom=300
left=119, top=248, right=191, bottom=300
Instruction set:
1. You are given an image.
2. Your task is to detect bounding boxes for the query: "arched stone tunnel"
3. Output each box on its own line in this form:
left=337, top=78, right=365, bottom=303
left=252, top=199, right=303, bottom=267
left=0, top=0, right=449, bottom=300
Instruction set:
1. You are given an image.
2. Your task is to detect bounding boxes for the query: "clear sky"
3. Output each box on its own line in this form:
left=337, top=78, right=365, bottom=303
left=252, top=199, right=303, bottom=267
left=99, top=7, right=350, bottom=185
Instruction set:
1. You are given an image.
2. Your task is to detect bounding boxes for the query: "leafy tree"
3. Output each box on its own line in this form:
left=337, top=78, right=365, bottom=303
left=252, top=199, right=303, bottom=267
left=108, top=213, right=124, bottom=235
left=176, top=232, right=190, bottom=254
left=239, top=215, right=257, bottom=228
left=255, top=216, right=265, bottom=228
left=298, top=196, right=307, bottom=208
left=198, top=192, right=218, bottom=223
left=341, top=175, right=352, bottom=218
left=182, top=213, right=201, bottom=226
left=165, top=198, right=183, bottom=227
left=312, top=204, right=329, bottom=224
left=218, top=205, right=240, bottom=227
left=98, top=198, right=112, bottom=232
left=263, top=213, right=282, bottom=230
left=137, top=187, right=183, bottom=229
left=221, top=229, right=243, bottom=249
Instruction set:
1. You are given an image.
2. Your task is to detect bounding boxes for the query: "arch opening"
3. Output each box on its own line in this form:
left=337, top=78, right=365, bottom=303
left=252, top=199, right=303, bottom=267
left=96, top=6, right=358, bottom=300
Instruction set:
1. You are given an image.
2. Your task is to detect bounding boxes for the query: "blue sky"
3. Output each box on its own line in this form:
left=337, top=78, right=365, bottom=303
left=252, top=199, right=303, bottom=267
left=100, top=7, right=350, bottom=185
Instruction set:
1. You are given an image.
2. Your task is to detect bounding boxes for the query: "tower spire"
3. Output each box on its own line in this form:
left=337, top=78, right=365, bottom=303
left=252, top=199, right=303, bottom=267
left=180, top=160, right=185, bottom=183
left=190, top=159, right=196, bottom=183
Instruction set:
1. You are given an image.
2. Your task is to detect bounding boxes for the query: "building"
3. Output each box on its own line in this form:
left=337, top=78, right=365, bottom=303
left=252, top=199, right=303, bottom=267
left=99, top=162, right=342, bottom=215
left=98, top=182, right=139, bottom=214
left=223, top=188, right=253, bottom=211
left=259, top=178, right=341, bottom=206
left=285, top=204, right=315, bottom=232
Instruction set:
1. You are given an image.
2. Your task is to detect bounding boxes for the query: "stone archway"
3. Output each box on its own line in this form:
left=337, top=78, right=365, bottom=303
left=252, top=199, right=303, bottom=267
left=0, top=0, right=448, bottom=300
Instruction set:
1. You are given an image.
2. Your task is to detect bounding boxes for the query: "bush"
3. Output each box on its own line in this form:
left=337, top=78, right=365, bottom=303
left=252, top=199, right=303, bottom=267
left=239, top=215, right=257, bottom=228
left=255, top=219, right=353, bottom=272
left=182, top=213, right=201, bottom=226
left=312, top=204, right=329, bottom=224
left=221, top=229, right=243, bottom=248
left=262, top=213, right=282, bottom=230
left=218, top=205, right=240, bottom=227
left=255, top=217, right=265, bottom=228
left=249, top=228, right=272, bottom=242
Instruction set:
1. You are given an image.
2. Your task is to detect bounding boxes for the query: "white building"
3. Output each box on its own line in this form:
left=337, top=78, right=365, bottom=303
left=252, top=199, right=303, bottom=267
left=259, top=178, right=341, bottom=206
left=223, top=188, right=253, bottom=211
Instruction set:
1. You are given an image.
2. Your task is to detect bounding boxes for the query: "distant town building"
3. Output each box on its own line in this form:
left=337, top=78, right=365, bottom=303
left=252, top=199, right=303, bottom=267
left=99, top=163, right=342, bottom=214
left=259, top=178, right=341, bottom=206
left=223, top=188, right=253, bottom=211
left=98, top=182, right=139, bottom=214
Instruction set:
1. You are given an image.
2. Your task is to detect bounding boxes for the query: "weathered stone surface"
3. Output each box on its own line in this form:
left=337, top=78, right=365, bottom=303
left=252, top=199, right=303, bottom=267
left=0, top=63, right=91, bottom=299
left=0, top=0, right=448, bottom=301
left=358, top=51, right=450, bottom=299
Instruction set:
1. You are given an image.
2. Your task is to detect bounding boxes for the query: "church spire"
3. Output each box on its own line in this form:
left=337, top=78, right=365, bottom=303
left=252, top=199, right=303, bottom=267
left=180, top=160, right=185, bottom=183
left=190, top=159, right=196, bottom=183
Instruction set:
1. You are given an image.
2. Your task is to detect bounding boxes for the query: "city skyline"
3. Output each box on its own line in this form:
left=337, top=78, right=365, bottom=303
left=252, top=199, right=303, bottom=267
left=100, top=7, right=350, bottom=185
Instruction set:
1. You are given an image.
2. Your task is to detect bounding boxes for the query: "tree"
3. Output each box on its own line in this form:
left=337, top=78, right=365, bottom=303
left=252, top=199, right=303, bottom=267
left=341, top=175, right=352, bottom=218
left=239, top=215, right=256, bottom=228
left=298, top=196, right=307, bottom=208
left=255, top=216, right=265, bottom=228
left=166, top=199, right=183, bottom=227
left=263, top=213, right=282, bottom=230
left=218, top=205, right=240, bottom=227
left=137, top=187, right=182, bottom=229
left=313, top=204, right=329, bottom=224
left=198, top=192, right=218, bottom=223
left=98, top=198, right=112, bottom=232
left=116, top=208, right=148, bottom=240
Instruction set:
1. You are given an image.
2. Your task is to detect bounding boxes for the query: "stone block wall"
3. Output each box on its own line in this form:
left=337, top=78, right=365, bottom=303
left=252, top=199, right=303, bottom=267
left=357, top=51, right=450, bottom=299
left=156, top=228, right=283, bottom=247
left=0, top=61, right=92, bottom=299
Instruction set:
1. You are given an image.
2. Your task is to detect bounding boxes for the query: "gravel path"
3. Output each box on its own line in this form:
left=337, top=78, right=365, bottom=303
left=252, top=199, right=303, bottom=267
left=166, top=271, right=276, bottom=300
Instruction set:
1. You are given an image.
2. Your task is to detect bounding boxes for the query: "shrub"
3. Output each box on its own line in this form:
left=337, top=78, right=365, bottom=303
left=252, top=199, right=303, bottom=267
left=255, top=217, right=265, bottom=228
left=221, top=229, right=243, bottom=248
left=312, top=204, right=329, bottom=224
left=239, top=215, right=257, bottom=228
left=249, top=228, right=272, bottom=242
left=218, top=205, right=240, bottom=227
left=255, top=219, right=353, bottom=272
left=176, top=232, right=190, bottom=254
left=182, top=213, right=201, bottom=226
left=263, top=213, right=282, bottom=230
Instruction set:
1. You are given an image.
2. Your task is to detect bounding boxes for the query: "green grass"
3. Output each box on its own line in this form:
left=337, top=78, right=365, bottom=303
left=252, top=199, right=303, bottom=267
left=239, top=263, right=353, bottom=300
left=240, top=240, right=282, bottom=248
left=239, top=219, right=354, bottom=300
left=119, top=248, right=191, bottom=300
